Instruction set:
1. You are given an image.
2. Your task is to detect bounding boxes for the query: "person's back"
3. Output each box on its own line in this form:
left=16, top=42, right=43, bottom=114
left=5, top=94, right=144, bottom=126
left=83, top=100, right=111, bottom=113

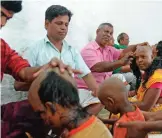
left=69, top=116, right=112, bottom=138
left=98, top=77, right=146, bottom=138
left=114, top=106, right=145, bottom=138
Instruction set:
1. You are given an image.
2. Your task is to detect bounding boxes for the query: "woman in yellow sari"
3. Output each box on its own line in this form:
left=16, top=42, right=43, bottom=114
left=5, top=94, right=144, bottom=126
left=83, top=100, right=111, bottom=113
left=130, top=41, right=162, bottom=112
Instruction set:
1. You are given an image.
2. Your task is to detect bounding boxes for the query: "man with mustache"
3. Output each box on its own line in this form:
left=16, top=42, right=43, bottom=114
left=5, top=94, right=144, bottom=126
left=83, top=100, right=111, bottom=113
left=14, top=5, right=98, bottom=111
left=76, top=23, right=148, bottom=115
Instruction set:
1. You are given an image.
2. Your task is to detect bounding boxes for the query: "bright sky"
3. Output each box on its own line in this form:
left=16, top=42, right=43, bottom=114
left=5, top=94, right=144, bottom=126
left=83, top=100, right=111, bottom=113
left=1, top=0, right=162, bottom=51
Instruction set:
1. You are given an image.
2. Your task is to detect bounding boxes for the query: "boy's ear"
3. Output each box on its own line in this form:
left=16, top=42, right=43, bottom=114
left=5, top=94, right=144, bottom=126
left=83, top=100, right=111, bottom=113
left=106, top=97, right=114, bottom=106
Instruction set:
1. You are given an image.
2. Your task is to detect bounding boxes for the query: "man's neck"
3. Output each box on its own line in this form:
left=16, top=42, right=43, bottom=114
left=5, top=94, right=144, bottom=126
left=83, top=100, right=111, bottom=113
left=47, top=35, right=63, bottom=52
left=95, top=39, right=105, bottom=48
left=62, top=108, right=90, bottom=131
left=119, top=102, right=135, bottom=115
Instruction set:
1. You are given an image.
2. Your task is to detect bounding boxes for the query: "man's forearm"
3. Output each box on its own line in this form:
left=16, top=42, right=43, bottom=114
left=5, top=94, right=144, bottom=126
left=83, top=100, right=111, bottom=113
left=122, top=44, right=137, bottom=54
left=91, top=60, right=123, bottom=73
left=14, top=81, right=31, bottom=91
left=82, top=73, right=98, bottom=92
left=142, top=121, right=162, bottom=131
left=121, top=65, right=131, bottom=73
left=18, top=66, right=42, bottom=82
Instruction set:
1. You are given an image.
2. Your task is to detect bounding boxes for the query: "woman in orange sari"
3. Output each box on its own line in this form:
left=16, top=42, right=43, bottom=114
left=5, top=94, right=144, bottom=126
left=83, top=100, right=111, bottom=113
left=130, top=41, right=162, bottom=112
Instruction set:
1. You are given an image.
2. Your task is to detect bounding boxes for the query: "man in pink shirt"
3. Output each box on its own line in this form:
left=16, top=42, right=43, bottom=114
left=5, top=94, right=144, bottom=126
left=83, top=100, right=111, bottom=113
left=76, top=23, right=148, bottom=115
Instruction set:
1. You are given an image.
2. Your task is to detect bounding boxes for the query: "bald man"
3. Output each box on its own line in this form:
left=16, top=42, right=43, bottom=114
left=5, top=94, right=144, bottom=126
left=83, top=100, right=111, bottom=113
left=98, top=77, right=146, bottom=138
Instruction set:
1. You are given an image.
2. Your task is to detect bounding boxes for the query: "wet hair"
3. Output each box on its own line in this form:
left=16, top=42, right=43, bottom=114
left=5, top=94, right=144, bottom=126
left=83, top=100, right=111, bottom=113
left=117, top=33, right=127, bottom=43
left=131, top=41, right=162, bottom=89
left=98, top=22, right=113, bottom=29
left=45, top=5, right=73, bottom=22
left=130, top=57, right=141, bottom=90
left=38, top=71, right=88, bottom=124
left=1, top=1, right=22, bottom=13
left=38, top=71, right=80, bottom=107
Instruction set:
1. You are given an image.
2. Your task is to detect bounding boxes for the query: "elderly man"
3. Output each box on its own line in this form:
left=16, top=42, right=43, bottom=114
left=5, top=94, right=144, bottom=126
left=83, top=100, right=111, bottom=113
left=76, top=23, right=148, bottom=114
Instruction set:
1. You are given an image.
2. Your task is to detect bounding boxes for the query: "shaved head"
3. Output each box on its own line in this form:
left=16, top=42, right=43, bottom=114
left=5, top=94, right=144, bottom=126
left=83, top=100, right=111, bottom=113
left=98, top=77, right=129, bottom=114
left=135, top=46, right=153, bottom=71
left=135, top=45, right=152, bottom=55
left=28, top=67, right=76, bottom=111
left=98, top=77, right=127, bottom=99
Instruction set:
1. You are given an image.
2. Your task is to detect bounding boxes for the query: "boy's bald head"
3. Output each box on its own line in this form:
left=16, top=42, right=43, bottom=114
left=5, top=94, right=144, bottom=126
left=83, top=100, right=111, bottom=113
left=98, top=77, right=127, bottom=99
left=98, top=77, right=128, bottom=114
left=28, top=67, right=76, bottom=111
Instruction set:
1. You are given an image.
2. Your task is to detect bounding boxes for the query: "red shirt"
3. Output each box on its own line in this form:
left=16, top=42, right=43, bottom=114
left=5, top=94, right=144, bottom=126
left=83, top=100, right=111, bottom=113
left=114, top=107, right=145, bottom=138
left=1, top=39, right=30, bottom=81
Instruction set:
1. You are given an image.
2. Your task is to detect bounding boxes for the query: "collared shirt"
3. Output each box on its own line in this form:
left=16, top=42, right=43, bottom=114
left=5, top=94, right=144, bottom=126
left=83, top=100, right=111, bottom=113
left=76, top=41, right=121, bottom=89
left=23, top=36, right=90, bottom=78
left=113, top=44, right=127, bottom=73
left=69, top=116, right=112, bottom=138
left=1, top=39, right=30, bottom=81
left=114, top=44, right=127, bottom=49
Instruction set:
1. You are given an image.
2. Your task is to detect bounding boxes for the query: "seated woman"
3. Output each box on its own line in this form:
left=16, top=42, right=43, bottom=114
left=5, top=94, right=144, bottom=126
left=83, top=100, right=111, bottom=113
left=28, top=68, right=112, bottom=138
left=130, top=41, right=162, bottom=112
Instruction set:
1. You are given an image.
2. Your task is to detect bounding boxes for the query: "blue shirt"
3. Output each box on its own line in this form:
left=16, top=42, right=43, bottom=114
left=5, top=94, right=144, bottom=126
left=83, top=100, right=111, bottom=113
left=23, top=36, right=90, bottom=78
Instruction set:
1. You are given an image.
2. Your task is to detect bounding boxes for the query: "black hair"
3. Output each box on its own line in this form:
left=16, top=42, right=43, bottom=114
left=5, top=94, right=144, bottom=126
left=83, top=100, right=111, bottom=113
left=45, top=5, right=73, bottom=22
left=117, top=33, right=127, bottom=43
left=131, top=41, right=162, bottom=89
left=130, top=57, right=141, bottom=90
left=98, top=22, right=113, bottom=29
left=38, top=71, right=88, bottom=125
left=156, top=41, right=162, bottom=57
left=38, top=71, right=79, bottom=108
left=1, top=0, right=22, bottom=13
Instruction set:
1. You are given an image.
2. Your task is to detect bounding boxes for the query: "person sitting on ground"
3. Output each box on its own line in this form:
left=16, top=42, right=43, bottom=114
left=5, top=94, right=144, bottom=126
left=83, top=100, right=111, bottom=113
left=28, top=68, right=112, bottom=138
left=98, top=77, right=146, bottom=138
left=118, top=111, right=162, bottom=138
left=130, top=43, right=162, bottom=112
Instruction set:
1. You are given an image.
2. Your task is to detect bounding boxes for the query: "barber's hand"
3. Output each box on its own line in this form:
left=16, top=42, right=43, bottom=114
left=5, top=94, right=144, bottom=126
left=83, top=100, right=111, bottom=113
left=33, top=58, right=82, bottom=78
left=138, top=42, right=149, bottom=46
left=120, top=52, right=134, bottom=66
left=116, top=121, right=148, bottom=138
left=91, top=87, right=99, bottom=97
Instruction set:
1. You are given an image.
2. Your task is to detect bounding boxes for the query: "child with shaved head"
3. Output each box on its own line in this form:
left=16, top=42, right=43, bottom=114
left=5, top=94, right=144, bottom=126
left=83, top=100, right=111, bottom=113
left=98, top=77, right=146, bottom=138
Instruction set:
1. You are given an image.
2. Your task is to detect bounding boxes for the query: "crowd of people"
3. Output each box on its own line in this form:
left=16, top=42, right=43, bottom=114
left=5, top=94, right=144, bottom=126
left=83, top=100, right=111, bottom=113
left=1, top=1, right=162, bottom=138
